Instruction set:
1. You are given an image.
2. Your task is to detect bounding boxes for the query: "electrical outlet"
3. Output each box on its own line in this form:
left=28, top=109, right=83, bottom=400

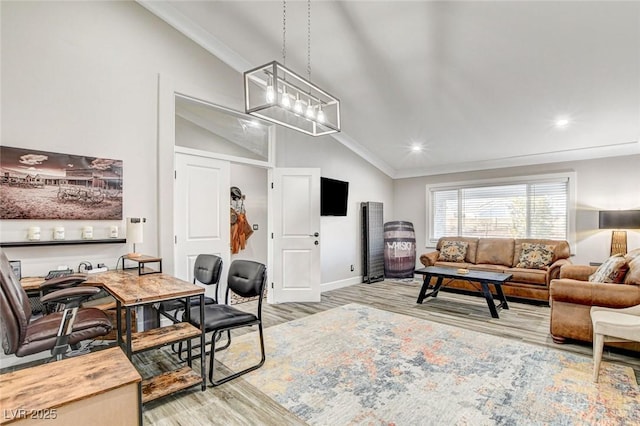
left=350, top=264, right=354, bottom=272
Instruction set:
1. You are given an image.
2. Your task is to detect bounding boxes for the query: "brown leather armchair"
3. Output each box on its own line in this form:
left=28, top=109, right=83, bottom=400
left=549, top=251, right=640, bottom=352
left=0, top=250, right=112, bottom=361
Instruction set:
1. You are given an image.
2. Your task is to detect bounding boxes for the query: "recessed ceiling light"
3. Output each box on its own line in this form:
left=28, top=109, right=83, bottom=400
left=555, top=118, right=570, bottom=129
left=411, top=144, right=423, bottom=153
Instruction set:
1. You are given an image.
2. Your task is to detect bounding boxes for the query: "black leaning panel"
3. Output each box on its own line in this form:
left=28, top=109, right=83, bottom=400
left=361, top=202, right=384, bottom=283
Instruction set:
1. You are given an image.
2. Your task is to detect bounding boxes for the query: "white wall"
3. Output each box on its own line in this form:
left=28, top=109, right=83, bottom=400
left=4, top=1, right=632, bottom=285
left=1, top=1, right=241, bottom=276
left=1, top=1, right=392, bottom=289
left=175, top=116, right=259, bottom=159
left=275, top=127, right=394, bottom=288
left=393, top=154, right=640, bottom=266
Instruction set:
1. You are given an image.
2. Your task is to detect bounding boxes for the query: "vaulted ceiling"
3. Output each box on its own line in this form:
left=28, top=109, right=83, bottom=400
left=140, top=1, right=640, bottom=178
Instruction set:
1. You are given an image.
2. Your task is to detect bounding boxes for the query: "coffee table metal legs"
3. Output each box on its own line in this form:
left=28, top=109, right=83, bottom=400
left=417, top=274, right=444, bottom=303
left=493, top=282, right=509, bottom=311
left=417, top=275, right=509, bottom=319
left=478, top=281, right=509, bottom=318
left=480, top=282, right=497, bottom=318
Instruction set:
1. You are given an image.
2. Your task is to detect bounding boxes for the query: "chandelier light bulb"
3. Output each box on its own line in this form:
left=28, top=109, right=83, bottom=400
left=305, top=100, right=315, bottom=119
left=317, top=105, right=326, bottom=123
left=294, top=93, right=304, bottom=114
left=266, top=79, right=275, bottom=104
left=281, top=87, right=291, bottom=109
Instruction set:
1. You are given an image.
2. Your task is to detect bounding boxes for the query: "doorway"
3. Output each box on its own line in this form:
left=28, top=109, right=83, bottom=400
left=159, top=81, right=321, bottom=303
left=173, top=93, right=271, bottom=299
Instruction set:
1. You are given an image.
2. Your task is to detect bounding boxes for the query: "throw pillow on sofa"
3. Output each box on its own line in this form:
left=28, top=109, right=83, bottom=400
left=589, top=254, right=629, bottom=283
left=438, top=241, right=468, bottom=262
left=516, top=242, right=555, bottom=269
left=624, top=248, right=640, bottom=284
left=625, top=248, right=640, bottom=263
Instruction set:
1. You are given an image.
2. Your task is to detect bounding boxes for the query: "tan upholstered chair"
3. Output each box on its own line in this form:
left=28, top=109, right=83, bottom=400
left=590, top=304, right=640, bottom=382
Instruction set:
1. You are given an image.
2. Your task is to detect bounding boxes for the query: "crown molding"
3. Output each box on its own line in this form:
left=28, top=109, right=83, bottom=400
left=138, top=1, right=638, bottom=181
left=331, top=132, right=396, bottom=177
left=393, top=141, right=640, bottom=179
left=137, top=0, right=396, bottom=178
left=137, top=1, right=251, bottom=72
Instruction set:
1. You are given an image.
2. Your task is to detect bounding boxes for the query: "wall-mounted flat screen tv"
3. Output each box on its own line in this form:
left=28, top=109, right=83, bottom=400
left=321, top=177, right=349, bottom=216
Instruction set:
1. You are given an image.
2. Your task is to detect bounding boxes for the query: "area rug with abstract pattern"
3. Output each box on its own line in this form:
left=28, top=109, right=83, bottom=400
left=217, top=304, right=640, bottom=425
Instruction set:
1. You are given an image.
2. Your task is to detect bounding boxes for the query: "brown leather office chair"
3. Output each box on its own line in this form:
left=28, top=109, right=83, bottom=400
left=0, top=250, right=112, bottom=361
left=36, top=273, right=91, bottom=314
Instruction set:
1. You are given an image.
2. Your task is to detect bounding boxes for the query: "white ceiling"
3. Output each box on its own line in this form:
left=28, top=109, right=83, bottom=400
left=140, top=1, right=640, bottom=178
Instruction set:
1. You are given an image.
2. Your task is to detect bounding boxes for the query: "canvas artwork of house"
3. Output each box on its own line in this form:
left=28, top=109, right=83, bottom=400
left=0, top=146, right=123, bottom=220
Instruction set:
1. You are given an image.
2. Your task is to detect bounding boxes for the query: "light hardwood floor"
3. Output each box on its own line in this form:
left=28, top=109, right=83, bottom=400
left=140, top=279, right=640, bottom=425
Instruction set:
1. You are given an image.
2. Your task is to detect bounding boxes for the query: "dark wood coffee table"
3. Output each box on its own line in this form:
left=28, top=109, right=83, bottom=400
left=415, top=266, right=512, bottom=318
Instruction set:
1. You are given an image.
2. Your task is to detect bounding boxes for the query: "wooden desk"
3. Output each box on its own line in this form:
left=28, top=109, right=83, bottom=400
left=0, top=347, right=140, bottom=425
left=18, top=277, right=43, bottom=295
left=85, top=271, right=206, bottom=405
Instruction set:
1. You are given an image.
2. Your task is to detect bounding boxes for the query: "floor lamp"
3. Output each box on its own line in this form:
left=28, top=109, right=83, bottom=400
left=599, top=210, right=640, bottom=256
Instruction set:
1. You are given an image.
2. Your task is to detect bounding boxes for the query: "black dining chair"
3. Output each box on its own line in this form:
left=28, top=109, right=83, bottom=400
left=187, top=259, right=267, bottom=386
left=158, top=254, right=223, bottom=324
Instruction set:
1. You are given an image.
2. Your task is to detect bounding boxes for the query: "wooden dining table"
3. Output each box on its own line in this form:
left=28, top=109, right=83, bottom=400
left=83, top=270, right=207, bottom=406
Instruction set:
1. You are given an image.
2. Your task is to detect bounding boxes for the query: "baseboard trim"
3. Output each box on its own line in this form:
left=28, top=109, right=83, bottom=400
left=321, top=276, right=362, bottom=292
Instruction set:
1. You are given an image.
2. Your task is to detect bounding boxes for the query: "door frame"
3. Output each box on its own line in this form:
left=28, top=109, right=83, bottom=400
left=159, top=77, right=325, bottom=304
left=267, top=168, right=322, bottom=303
left=157, top=74, right=275, bottom=276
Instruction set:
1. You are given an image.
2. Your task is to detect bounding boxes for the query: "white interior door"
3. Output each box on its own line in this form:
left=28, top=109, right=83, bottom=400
left=174, top=152, right=230, bottom=301
left=270, top=168, right=321, bottom=303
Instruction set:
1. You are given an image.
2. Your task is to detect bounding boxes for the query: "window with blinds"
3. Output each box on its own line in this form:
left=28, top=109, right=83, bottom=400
left=428, top=175, right=572, bottom=243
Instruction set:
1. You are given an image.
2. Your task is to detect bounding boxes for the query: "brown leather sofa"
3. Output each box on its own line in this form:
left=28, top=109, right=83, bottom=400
left=420, top=237, right=571, bottom=302
left=549, top=249, right=640, bottom=351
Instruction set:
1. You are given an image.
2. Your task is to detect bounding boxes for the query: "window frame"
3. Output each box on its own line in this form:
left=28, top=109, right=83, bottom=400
left=425, top=172, right=576, bottom=251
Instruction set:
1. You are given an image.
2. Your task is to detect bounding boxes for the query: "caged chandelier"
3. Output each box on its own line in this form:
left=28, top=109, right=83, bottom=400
left=244, top=0, right=340, bottom=137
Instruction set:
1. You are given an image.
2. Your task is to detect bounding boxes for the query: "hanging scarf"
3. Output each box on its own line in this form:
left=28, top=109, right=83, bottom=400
left=231, top=211, right=254, bottom=254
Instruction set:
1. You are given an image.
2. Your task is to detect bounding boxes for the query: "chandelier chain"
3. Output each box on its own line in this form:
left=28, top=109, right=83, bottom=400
left=244, top=0, right=340, bottom=135
left=307, top=0, right=311, bottom=82
left=282, top=0, right=287, bottom=66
